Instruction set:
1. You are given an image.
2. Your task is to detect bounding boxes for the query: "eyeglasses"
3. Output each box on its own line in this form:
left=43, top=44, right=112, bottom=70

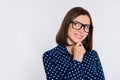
left=71, top=20, right=91, bottom=33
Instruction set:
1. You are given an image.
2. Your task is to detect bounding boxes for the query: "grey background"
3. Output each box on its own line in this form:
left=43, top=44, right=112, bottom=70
left=0, top=0, right=120, bottom=80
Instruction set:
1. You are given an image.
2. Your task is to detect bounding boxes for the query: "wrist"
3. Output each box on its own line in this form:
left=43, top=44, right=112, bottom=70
left=73, top=55, right=83, bottom=62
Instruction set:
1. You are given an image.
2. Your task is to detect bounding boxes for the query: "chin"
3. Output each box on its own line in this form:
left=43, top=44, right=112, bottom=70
left=75, top=38, right=83, bottom=42
left=73, top=40, right=82, bottom=44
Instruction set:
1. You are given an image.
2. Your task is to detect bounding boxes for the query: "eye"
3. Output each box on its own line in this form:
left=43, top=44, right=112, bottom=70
left=84, top=25, right=90, bottom=32
left=85, top=25, right=90, bottom=29
left=73, top=21, right=82, bottom=27
left=73, top=22, right=79, bottom=26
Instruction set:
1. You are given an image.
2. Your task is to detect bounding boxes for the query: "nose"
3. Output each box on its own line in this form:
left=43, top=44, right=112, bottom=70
left=78, top=27, right=84, bottom=33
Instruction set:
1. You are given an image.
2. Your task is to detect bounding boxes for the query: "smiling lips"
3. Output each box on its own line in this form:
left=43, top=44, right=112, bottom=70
left=74, top=33, right=83, bottom=39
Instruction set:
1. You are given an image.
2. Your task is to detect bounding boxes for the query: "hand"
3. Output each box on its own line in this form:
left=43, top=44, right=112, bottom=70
left=73, top=42, right=86, bottom=62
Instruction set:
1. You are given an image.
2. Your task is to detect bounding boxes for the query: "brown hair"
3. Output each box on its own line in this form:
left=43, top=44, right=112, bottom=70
left=56, top=7, right=93, bottom=52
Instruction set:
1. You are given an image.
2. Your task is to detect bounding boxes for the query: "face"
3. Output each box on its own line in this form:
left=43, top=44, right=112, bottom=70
left=67, top=15, right=90, bottom=45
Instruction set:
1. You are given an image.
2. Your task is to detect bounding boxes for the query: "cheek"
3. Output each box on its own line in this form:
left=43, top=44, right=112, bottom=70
left=84, top=33, right=88, bottom=39
left=68, top=25, right=73, bottom=35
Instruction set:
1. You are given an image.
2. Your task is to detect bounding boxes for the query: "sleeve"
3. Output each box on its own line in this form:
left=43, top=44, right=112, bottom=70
left=93, top=51, right=105, bottom=80
left=43, top=52, right=57, bottom=80
left=43, top=52, right=66, bottom=80
left=63, top=60, right=84, bottom=80
left=43, top=51, right=85, bottom=80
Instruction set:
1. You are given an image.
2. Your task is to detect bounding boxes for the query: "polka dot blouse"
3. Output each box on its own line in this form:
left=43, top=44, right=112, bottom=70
left=43, top=45, right=105, bottom=80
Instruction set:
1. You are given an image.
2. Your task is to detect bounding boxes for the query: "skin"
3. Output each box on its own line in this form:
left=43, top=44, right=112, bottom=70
left=66, top=15, right=90, bottom=62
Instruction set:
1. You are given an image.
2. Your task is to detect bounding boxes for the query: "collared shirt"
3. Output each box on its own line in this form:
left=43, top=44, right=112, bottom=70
left=43, top=45, right=105, bottom=80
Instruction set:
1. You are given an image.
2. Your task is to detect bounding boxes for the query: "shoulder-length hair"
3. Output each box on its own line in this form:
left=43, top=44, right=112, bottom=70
left=56, top=7, right=94, bottom=52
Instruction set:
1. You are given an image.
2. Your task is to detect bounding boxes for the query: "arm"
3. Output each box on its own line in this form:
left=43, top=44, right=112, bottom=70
left=64, top=60, right=84, bottom=80
left=43, top=51, right=85, bottom=80
left=43, top=52, right=59, bottom=80
left=94, top=52, right=105, bottom=80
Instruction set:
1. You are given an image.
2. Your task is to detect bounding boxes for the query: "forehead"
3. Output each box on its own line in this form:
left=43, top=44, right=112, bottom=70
left=73, top=15, right=90, bottom=25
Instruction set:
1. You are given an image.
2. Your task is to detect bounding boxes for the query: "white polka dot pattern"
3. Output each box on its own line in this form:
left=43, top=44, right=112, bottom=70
left=43, top=45, right=105, bottom=80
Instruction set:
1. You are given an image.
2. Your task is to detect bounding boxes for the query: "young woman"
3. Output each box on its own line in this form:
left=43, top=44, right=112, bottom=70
left=43, top=7, right=105, bottom=80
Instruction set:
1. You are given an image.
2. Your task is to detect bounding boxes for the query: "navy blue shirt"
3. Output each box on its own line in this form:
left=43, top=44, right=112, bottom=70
left=43, top=45, right=105, bottom=80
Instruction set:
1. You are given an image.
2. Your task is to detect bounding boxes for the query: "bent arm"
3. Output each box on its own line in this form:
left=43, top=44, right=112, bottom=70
left=43, top=52, right=85, bottom=80
left=94, top=53, right=105, bottom=80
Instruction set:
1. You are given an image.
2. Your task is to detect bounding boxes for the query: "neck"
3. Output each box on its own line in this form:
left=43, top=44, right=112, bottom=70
left=66, top=37, right=76, bottom=55
left=66, top=45, right=74, bottom=55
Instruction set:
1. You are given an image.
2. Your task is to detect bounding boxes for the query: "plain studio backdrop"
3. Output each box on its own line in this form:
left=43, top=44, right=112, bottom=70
left=0, top=0, right=120, bottom=80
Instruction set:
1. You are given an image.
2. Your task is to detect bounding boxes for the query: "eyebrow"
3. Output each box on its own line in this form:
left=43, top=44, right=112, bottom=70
left=72, top=20, right=90, bottom=26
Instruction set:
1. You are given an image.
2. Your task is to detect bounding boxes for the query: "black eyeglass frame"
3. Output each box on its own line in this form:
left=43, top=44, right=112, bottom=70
left=71, top=20, right=93, bottom=33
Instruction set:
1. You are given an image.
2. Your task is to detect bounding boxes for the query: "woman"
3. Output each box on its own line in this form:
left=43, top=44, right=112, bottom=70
left=43, top=7, right=105, bottom=80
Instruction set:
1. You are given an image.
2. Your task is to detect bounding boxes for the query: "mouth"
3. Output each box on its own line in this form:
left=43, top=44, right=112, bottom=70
left=74, top=33, right=83, bottom=39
